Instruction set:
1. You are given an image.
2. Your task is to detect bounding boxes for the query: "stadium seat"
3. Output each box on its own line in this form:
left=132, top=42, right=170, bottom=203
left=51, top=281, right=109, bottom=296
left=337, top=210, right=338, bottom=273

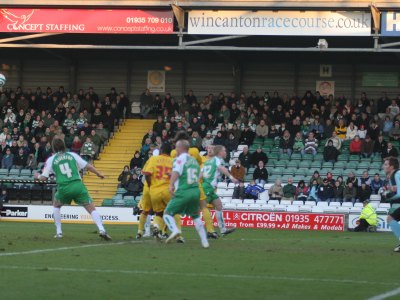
left=311, top=207, right=324, bottom=213
left=287, top=161, right=299, bottom=168
left=259, top=192, right=269, bottom=202
left=217, top=182, right=229, bottom=189
left=243, top=199, right=255, bottom=204
left=224, top=203, right=236, bottom=210
left=255, top=199, right=266, bottom=205
left=249, top=204, right=261, bottom=211
left=236, top=203, right=249, bottom=210
left=268, top=200, right=280, bottom=205
left=299, top=205, right=312, bottom=212
left=376, top=207, right=389, bottom=214
left=20, top=169, right=32, bottom=178
left=231, top=199, right=242, bottom=205
left=274, top=160, right=287, bottom=168
left=102, top=199, right=113, bottom=206
left=370, top=162, right=382, bottom=169
left=379, top=203, right=391, bottom=209
left=333, top=161, right=346, bottom=169
left=261, top=204, right=274, bottom=211
left=282, top=168, right=296, bottom=176
left=8, top=169, right=20, bottom=177
left=293, top=200, right=304, bottom=206
left=322, top=162, right=333, bottom=169
left=116, top=188, right=127, bottom=194
left=337, top=154, right=348, bottom=162
left=270, top=168, right=283, bottom=176
left=350, top=207, right=362, bottom=213
left=323, top=206, right=338, bottom=213
left=237, top=145, right=247, bottom=151
left=280, top=200, right=292, bottom=205
left=305, top=200, right=316, bottom=206
left=354, top=203, right=363, bottom=208
left=290, top=153, right=302, bottom=161
left=337, top=207, right=350, bottom=213
left=311, top=161, right=322, bottom=169
left=298, top=161, right=311, bottom=169
left=370, top=195, right=381, bottom=202
left=317, top=202, right=329, bottom=207
left=348, top=155, right=360, bottom=162
left=113, top=199, right=125, bottom=206
left=342, top=202, right=353, bottom=208
left=273, top=204, right=286, bottom=212
left=329, top=201, right=342, bottom=207
left=314, top=154, right=324, bottom=162
left=286, top=205, right=299, bottom=212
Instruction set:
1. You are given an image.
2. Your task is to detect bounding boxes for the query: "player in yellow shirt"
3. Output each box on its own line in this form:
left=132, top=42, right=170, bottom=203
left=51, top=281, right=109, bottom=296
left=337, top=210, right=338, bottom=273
left=171, top=131, right=217, bottom=239
left=142, top=143, right=174, bottom=238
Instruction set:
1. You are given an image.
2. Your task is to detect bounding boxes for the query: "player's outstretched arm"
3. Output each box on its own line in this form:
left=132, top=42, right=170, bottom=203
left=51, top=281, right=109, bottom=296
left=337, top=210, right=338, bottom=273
left=86, top=164, right=104, bottom=179
left=169, top=171, right=179, bottom=195
left=218, top=166, right=239, bottom=184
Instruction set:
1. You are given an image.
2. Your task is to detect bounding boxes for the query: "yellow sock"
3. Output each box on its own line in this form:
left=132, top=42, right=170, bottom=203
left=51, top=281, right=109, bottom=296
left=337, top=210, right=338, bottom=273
left=138, top=213, right=147, bottom=234
left=174, top=214, right=182, bottom=231
left=202, top=207, right=215, bottom=233
left=154, top=215, right=166, bottom=233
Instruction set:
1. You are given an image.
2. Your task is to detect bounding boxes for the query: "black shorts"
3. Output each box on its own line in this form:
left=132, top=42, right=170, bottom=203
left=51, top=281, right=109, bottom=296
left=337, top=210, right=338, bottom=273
left=390, top=207, right=400, bottom=221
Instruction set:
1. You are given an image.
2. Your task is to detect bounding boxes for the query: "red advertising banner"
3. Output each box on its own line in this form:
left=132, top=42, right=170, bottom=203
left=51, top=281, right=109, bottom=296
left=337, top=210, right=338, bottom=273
left=182, top=210, right=345, bottom=231
left=0, top=8, right=173, bottom=34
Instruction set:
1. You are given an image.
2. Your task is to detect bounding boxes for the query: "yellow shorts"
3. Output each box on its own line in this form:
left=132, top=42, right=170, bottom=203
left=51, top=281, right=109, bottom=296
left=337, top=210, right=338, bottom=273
left=149, top=186, right=170, bottom=213
left=199, top=184, right=207, bottom=202
left=138, top=185, right=152, bottom=212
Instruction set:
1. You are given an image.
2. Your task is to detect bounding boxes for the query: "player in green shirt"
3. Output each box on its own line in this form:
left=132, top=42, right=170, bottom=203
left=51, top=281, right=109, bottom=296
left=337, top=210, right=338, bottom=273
left=164, top=140, right=209, bottom=248
left=201, top=145, right=238, bottom=236
left=36, top=137, right=111, bottom=240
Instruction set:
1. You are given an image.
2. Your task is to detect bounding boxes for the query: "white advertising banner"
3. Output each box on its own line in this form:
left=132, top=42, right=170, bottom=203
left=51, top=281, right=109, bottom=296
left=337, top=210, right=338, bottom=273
left=1, top=205, right=138, bottom=224
left=188, top=10, right=371, bottom=36
left=348, top=214, right=392, bottom=232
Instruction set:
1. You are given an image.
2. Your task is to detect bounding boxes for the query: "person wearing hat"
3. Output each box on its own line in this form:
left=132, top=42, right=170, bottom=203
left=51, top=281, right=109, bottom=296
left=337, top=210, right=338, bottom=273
left=231, top=159, right=245, bottom=182
left=353, top=200, right=377, bottom=232
left=250, top=145, right=268, bottom=167
left=238, top=146, right=251, bottom=170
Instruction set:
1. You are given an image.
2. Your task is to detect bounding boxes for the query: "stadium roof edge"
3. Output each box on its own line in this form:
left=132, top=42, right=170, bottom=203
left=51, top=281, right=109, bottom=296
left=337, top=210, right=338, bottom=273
left=2, top=0, right=400, bottom=9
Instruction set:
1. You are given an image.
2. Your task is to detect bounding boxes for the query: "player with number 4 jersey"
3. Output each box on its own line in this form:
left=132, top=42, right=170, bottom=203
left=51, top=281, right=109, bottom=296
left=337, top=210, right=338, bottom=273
left=36, top=138, right=111, bottom=241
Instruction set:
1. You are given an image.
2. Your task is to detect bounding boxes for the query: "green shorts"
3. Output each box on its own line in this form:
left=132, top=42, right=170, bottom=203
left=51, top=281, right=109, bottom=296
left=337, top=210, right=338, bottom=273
left=202, top=183, right=219, bottom=204
left=55, top=180, right=93, bottom=206
left=165, top=188, right=200, bottom=219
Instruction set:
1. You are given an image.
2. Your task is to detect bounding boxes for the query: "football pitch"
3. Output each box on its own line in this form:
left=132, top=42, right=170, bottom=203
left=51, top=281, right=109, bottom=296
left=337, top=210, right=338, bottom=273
left=0, top=222, right=399, bottom=300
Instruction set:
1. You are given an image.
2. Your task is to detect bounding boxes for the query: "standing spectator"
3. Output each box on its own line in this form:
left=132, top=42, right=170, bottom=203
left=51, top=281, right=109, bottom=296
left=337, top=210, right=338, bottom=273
left=292, top=132, right=304, bottom=154
left=333, top=180, right=344, bottom=202
left=343, top=182, right=357, bottom=204
left=282, top=178, right=296, bottom=201
left=255, top=119, right=268, bottom=145
left=250, top=146, right=268, bottom=167
left=323, top=140, right=339, bottom=162
left=253, top=160, right=268, bottom=186
left=231, top=159, right=245, bottom=182
left=295, top=180, right=309, bottom=202
left=317, top=178, right=334, bottom=203
left=370, top=173, right=384, bottom=195
left=382, top=142, right=399, bottom=160
left=268, top=179, right=283, bottom=200
left=361, top=135, right=374, bottom=158
left=357, top=183, right=372, bottom=203
left=238, top=146, right=251, bottom=170
left=374, top=135, right=387, bottom=157
left=1, top=148, right=13, bottom=169
left=279, top=130, right=293, bottom=157
left=302, top=132, right=318, bottom=156
left=349, top=136, right=362, bottom=155
left=140, top=89, right=153, bottom=118
left=130, top=151, right=143, bottom=170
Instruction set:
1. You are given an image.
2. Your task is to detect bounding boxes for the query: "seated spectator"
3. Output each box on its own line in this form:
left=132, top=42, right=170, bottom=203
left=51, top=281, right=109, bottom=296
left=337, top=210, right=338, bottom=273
left=71, top=136, right=83, bottom=153
left=118, top=165, right=131, bottom=188
left=26, top=153, right=37, bottom=170
left=292, top=132, right=304, bottom=153
left=374, top=135, right=387, bottom=157
left=387, top=99, right=400, bottom=117
left=282, top=177, right=296, bottom=201
left=250, top=146, right=268, bottom=167
left=244, top=180, right=265, bottom=200
left=357, top=124, right=367, bottom=139
left=1, top=148, right=13, bottom=170
left=357, top=183, right=372, bottom=203
left=300, top=120, right=310, bottom=139
left=335, top=119, right=347, bottom=140
left=279, top=130, right=293, bottom=157
left=268, top=124, right=280, bottom=140
left=389, top=121, right=400, bottom=141
left=268, top=179, right=283, bottom=200
left=226, top=132, right=239, bottom=159
left=382, top=115, right=393, bottom=136
left=295, top=180, right=309, bottom=202
left=307, top=179, right=319, bottom=202
left=309, top=117, right=324, bottom=140
left=323, top=140, right=339, bottom=162
left=349, top=135, right=362, bottom=155
left=361, top=135, right=374, bottom=158
left=333, top=180, right=344, bottom=202
left=239, top=125, right=255, bottom=146
left=382, top=142, right=399, bottom=160
left=317, top=178, right=334, bottom=203
left=141, top=138, right=152, bottom=156
left=358, top=171, right=371, bottom=186
left=231, top=159, right=245, bottom=182
left=255, top=119, right=268, bottom=144
left=13, top=148, right=27, bottom=169
left=130, top=151, right=143, bottom=170
left=353, top=200, right=377, bottom=232
left=123, top=173, right=144, bottom=198
left=368, top=121, right=380, bottom=141
left=346, top=122, right=358, bottom=140
left=370, top=173, right=384, bottom=195
left=302, top=132, right=318, bottom=156
left=253, top=160, right=268, bottom=186
left=346, top=171, right=358, bottom=188
left=202, top=131, right=213, bottom=150
left=232, top=181, right=245, bottom=200
left=325, top=131, right=342, bottom=150
left=343, top=182, right=357, bottom=204
left=142, top=129, right=156, bottom=145
left=190, top=131, right=202, bottom=150
left=309, top=170, right=323, bottom=186
left=213, top=131, right=225, bottom=146
left=238, top=146, right=251, bottom=170
left=81, top=137, right=95, bottom=163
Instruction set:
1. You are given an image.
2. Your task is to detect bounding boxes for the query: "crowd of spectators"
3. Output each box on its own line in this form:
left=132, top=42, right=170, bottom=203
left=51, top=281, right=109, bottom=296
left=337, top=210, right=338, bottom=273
left=0, top=85, right=127, bottom=170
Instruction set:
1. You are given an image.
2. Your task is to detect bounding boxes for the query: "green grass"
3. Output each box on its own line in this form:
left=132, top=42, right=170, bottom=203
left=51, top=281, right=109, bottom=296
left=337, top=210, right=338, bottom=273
left=0, top=222, right=399, bottom=300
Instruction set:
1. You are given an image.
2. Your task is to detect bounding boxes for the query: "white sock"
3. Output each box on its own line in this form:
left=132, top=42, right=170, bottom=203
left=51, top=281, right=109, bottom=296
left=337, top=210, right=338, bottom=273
left=216, top=210, right=226, bottom=233
left=145, top=215, right=152, bottom=235
left=53, top=207, right=62, bottom=235
left=194, top=218, right=209, bottom=247
left=91, top=210, right=105, bottom=233
left=163, top=214, right=180, bottom=233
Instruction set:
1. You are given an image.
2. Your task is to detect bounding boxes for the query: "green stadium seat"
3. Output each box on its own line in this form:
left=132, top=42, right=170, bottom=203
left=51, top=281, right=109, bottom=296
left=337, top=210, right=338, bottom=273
left=279, top=154, right=291, bottom=162
left=116, top=188, right=127, bottom=194
left=124, top=199, right=136, bottom=207
left=370, top=162, right=382, bottom=169
left=331, top=169, right=343, bottom=177
left=322, top=162, right=334, bottom=169
left=268, top=153, right=279, bottom=160
left=334, top=161, right=346, bottom=169
left=282, top=168, right=296, bottom=176
left=244, top=174, right=253, bottom=181
left=337, top=154, right=348, bottom=162
left=113, top=199, right=125, bottom=206
left=287, top=161, right=299, bottom=168
left=102, top=199, right=113, bottom=206
left=311, top=161, right=322, bottom=169
left=8, top=169, right=20, bottom=177
left=371, top=155, right=382, bottom=163
left=0, top=168, right=8, bottom=178
left=346, top=161, right=358, bottom=170
left=302, top=153, right=314, bottom=161
left=274, top=160, right=287, bottom=168
left=298, top=161, right=311, bottom=169
left=348, top=155, right=360, bottom=162
left=314, top=154, right=324, bottom=161
left=357, top=162, right=370, bottom=170
left=20, top=169, right=32, bottom=178
left=270, top=168, right=283, bottom=176
left=294, top=168, right=307, bottom=177
left=268, top=175, right=280, bottom=183
left=290, top=153, right=302, bottom=161
left=369, top=169, right=380, bottom=176
left=248, top=167, right=255, bottom=174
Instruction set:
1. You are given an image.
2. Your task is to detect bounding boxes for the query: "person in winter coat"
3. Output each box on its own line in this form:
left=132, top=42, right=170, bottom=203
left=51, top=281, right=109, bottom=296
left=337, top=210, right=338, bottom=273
left=253, top=160, right=269, bottom=186
left=250, top=146, right=268, bottom=167
left=343, top=182, right=357, bottom=204
left=323, top=140, right=339, bottom=162
left=350, top=135, right=362, bottom=155
left=238, top=146, right=251, bottom=170
left=333, top=180, right=344, bottom=202
left=118, top=165, right=131, bottom=188
left=295, top=180, right=309, bottom=202
left=357, top=183, right=372, bottom=202
left=361, top=135, right=374, bottom=158
left=130, top=151, right=143, bottom=170
left=317, top=178, right=334, bottom=203
left=292, top=132, right=304, bottom=153
left=374, top=135, right=387, bottom=157
left=353, top=200, right=377, bottom=232
left=370, top=173, right=384, bottom=195
left=282, top=177, right=296, bottom=201
left=231, top=159, right=246, bottom=182
left=268, top=179, right=283, bottom=200
left=279, top=130, right=294, bottom=157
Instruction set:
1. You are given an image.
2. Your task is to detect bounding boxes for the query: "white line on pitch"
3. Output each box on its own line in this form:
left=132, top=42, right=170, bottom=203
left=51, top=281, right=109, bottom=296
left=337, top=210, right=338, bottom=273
left=0, top=265, right=397, bottom=287
left=366, top=287, right=400, bottom=300
left=0, top=240, right=141, bottom=257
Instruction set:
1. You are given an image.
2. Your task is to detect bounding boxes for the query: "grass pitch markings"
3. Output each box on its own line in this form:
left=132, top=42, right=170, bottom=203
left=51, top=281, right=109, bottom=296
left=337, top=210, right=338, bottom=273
left=367, top=287, right=400, bottom=300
